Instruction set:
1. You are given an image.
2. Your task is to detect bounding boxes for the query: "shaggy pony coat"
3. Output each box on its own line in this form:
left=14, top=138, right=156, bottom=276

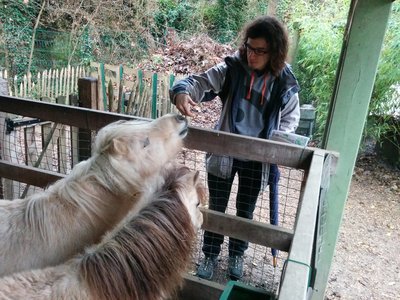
left=0, top=164, right=206, bottom=300
left=0, top=114, right=188, bottom=277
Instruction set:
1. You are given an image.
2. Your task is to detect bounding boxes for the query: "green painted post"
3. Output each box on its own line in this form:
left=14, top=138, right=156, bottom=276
left=169, top=74, right=175, bottom=88
left=119, top=64, right=125, bottom=113
left=138, top=69, right=144, bottom=99
left=100, top=63, right=107, bottom=110
left=152, top=73, right=158, bottom=119
left=312, top=1, right=393, bottom=299
left=169, top=74, right=176, bottom=114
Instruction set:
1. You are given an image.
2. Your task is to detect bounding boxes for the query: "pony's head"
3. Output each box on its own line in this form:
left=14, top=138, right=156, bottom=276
left=163, top=164, right=207, bottom=229
left=92, top=114, right=188, bottom=178
left=78, top=164, right=207, bottom=300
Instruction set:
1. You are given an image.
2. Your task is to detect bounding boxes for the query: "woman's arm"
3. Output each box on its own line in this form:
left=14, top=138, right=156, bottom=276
left=170, top=62, right=227, bottom=104
left=279, top=92, right=300, bottom=133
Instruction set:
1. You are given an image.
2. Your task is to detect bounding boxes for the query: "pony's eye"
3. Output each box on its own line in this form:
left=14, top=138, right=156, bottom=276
left=143, top=137, right=150, bottom=148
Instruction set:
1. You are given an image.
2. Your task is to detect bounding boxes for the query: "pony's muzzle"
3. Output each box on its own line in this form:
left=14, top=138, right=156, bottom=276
left=176, top=114, right=189, bottom=137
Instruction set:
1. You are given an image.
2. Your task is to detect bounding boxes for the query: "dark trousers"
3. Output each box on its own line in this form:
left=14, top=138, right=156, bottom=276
left=202, top=159, right=263, bottom=257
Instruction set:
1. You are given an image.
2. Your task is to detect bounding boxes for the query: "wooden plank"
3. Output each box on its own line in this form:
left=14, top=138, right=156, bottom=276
left=0, top=96, right=317, bottom=169
left=185, top=127, right=314, bottom=169
left=174, top=274, right=225, bottom=300
left=0, top=160, right=64, bottom=190
left=278, top=149, right=325, bottom=300
left=201, top=208, right=293, bottom=252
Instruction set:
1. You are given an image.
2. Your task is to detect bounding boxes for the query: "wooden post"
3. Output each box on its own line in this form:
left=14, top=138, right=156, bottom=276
left=0, top=78, right=17, bottom=199
left=0, top=79, right=8, bottom=198
left=267, top=0, right=278, bottom=16
left=313, top=1, right=393, bottom=298
left=77, top=77, right=98, bottom=162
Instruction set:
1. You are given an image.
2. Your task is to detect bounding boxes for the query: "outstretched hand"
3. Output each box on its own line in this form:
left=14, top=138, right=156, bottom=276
left=175, top=94, right=197, bottom=117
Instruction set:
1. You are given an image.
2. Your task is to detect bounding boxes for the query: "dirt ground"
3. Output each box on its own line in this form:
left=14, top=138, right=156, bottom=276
left=325, top=155, right=400, bottom=300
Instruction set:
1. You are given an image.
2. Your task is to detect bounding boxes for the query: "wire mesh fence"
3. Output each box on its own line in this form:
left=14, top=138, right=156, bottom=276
left=177, top=148, right=303, bottom=294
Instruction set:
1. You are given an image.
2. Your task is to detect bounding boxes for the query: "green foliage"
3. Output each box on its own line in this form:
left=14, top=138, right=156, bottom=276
left=153, top=0, right=202, bottom=40
left=362, top=3, right=400, bottom=149
left=0, top=0, right=38, bottom=77
left=368, top=3, right=400, bottom=116
left=290, top=0, right=400, bottom=150
left=202, top=0, right=248, bottom=43
left=293, top=17, right=344, bottom=140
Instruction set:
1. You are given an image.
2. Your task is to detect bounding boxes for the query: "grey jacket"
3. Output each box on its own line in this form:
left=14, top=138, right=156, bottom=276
left=170, top=53, right=300, bottom=188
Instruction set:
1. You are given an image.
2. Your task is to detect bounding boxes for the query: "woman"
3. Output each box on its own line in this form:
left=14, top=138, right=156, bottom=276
left=170, top=15, right=300, bottom=280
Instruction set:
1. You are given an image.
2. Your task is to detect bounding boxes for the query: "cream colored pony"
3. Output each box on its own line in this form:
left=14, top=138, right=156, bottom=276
left=0, top=114, right=189, bottom=277
left=0, top=164, right=207, bottom=300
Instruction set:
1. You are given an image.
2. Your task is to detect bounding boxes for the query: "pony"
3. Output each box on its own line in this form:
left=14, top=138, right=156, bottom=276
left=0, top=113, right=189, bottom=277
left=0, top=164, right=207, bottom=300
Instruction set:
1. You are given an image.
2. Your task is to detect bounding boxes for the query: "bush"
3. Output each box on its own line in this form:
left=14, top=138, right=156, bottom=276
left=293, top=18, right=343, bottom=140
left=153, top=0, right=202, bottom=41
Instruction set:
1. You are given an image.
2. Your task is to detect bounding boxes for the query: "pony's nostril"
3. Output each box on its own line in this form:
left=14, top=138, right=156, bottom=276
left=176, top=114, right=186, bottom=122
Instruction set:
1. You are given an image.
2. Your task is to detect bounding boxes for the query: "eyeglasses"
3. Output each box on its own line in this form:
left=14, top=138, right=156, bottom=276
left=244, top=43, right=269, bottom=56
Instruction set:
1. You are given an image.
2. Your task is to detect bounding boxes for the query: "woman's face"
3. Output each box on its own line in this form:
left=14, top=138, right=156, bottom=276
left=245, top=37, right=269, bottom=71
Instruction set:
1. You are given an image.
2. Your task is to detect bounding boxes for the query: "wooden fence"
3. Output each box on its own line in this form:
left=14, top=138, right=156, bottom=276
left=0, top=94, right=338, bottom=300
left=0, top=63, right=181, bottom=118
left=0, top=66, right=87, bottom=103
left=88, top=62, right=180, bottom=118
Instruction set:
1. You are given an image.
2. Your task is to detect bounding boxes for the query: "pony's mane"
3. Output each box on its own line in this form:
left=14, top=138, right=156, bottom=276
left=79, top=166, right=199, bottom=300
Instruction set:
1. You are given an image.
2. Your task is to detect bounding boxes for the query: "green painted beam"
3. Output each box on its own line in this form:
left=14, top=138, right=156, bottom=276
left=312, top=0, right=393, bottom=299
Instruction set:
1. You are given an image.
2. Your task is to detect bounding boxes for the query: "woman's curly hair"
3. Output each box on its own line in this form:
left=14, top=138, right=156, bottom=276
left=239, top=16, right=289, bottom=76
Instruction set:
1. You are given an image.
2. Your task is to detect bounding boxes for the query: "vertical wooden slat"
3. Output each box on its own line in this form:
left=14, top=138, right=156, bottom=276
left=107, top=79, right=114, bottom=112
left=100, top=63, right=107, bottom=110
left=96, top=74, right=104, bottom=111
left=66, top=65, right=71, bottom=104
left=70, top=66, right=76, bottom=95
left=55, top=69, right=59, bottom=98
left=13, top=75, right=18, bottom=97
left=37, top=72, right=41, bottom=98
left=46, top=69, right=52, bottom=98
left=151, top=73, right=158, bottom=119
left=126, top=80, right=138, bottom=115
left=62, top=67, right=67, bottom=98
left=27, top=72, right=32, bottom=98
left=23, top=75, right=27, bottom=98
left=118, top=64, right=124, bottom=113
left=42, top=70, right=47, bottom=98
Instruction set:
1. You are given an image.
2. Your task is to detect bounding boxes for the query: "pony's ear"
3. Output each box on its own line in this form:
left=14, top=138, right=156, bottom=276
left=108, top=137, right=130, bottom=155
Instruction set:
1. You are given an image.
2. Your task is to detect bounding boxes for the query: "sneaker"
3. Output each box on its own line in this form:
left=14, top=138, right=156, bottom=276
left=228, top=255, right=244, bottom=280
left=196, top=256, right=218, bottom=280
